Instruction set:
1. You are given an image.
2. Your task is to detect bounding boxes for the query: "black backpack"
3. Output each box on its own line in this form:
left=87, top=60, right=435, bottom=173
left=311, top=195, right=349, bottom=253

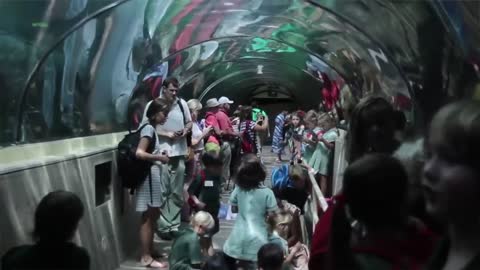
left=117, top=123, right=156, bottom=195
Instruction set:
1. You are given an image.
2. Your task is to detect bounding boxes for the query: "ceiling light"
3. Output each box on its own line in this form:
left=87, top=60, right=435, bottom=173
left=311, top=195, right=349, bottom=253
left=257, top=65, right=264, bottom=74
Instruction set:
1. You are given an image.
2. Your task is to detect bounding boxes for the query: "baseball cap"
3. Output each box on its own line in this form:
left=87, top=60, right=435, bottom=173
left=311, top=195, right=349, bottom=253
left=218, top=96, right=234, bottom=104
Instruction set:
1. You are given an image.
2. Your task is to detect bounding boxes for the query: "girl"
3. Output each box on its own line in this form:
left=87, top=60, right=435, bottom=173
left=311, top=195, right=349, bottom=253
left=223, top=154, right=278, bottom=270
left=135, top=99, right=171, bottom=268
left=272, top=110, right=289, bottom=162
left=308, top=114, right=338, bottom=196
left=423, top=100, right=480, bottom=270
left=302, top=110, right=322, bottom=164
left=289, top=112, right=305, bottom=161
left=268, top=209, right=310, bottom=270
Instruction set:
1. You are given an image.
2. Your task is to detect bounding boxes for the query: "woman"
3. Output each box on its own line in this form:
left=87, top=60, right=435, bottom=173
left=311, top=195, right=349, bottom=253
left=182, top=99, right=213, bottom=222
left=423, top=100, right=480, bottom=270
left=135, top=98, right=171, bottom=268
left=185, top=99, right=212, bottom=181
left=2, top=191, right=90, bottom=270
left=239, top=106, right=268, bottom=156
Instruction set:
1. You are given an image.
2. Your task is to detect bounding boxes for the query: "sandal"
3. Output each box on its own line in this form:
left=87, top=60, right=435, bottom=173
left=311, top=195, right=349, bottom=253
left=141, top=258, right=168, bottom=269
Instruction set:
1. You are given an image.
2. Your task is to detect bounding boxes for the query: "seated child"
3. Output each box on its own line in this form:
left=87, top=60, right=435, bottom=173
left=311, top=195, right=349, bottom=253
left=268, top=210, right=309, bottom=270
left=258, top=243, right=285, bottom=270
left=169, top=211, right=215, bottom=270
left=188, top=151, right=223, bottom=236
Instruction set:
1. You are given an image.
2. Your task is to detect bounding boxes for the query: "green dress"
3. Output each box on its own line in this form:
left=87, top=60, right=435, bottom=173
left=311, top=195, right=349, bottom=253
left=169, top=227, right=204, bottom=270
left=223, top=185, right=278, bottom=262
left=308, top=128, right=338, bottom=175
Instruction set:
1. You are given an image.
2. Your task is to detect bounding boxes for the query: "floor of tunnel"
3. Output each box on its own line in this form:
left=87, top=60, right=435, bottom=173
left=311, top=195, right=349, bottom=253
left=117, top=146, right=284, bottom=270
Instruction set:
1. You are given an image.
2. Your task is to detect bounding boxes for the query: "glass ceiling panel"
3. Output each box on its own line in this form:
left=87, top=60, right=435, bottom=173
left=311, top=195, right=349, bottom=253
left=0, top=0, right=470, bottom=145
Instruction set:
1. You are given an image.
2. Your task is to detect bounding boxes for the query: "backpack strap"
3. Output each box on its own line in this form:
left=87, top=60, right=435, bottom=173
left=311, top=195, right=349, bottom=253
left=177, top=99, right=187, bottom=125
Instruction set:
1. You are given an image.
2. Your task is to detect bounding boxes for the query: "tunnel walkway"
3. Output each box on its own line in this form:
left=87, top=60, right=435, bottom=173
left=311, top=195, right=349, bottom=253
left=116, top=146, right=280, bottom=270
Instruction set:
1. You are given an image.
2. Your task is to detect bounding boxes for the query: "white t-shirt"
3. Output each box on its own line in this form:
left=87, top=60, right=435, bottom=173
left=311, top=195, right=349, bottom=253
left=192, top=122, right=204, bottom=151
left=142, top=97, right=192, bottom=157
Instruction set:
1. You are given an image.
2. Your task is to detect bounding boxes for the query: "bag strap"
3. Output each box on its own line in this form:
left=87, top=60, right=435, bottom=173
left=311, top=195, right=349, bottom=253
left=177, top=99, right=187, bottom=125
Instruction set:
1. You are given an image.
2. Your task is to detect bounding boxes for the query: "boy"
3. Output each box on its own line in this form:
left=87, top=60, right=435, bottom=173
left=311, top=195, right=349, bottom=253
left=257, top=243, right=285, bottom=270
left=169, top=211, right=215, bottom=270
left=188, top=151, right=223, bottom=236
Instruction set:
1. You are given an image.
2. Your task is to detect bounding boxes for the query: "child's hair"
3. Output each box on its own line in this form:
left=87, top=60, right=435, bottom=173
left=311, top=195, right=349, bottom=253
left=347, top=96, right=397, bottom=163
left=329, top=154, right=408, bottom=270
left=192, top=211, right=215, bottom=231
left=33, top=190, right=84, bottom=243
left=202, top=151, right=223, bottom=167
left=202, top=252, right=228, bottom=270
left=343, top=153, right=408, bottom=228
left=291, top=112, right=304, bottom=125
left=267, top=210, right=293, bottom=240
left=257, top=243, right=285, bottom=270
left=235, top=154, right=266, bottom=190
left=429, top=100, right=480, bottom=170
left=305, top=110, right=318, bottom=127
left=288, top=164, right=307, bottom=181
left=240, top=106, right=253, bottom=122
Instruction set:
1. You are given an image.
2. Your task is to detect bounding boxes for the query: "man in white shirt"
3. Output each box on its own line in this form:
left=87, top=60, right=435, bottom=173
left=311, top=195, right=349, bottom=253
left=142, top=77, right=192, bottom=236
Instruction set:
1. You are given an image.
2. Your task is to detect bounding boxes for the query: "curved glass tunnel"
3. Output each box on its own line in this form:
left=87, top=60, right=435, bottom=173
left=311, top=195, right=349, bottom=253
left=0, top=0, right=478, bottom=146
left=2, top=1, right=480, bottom=269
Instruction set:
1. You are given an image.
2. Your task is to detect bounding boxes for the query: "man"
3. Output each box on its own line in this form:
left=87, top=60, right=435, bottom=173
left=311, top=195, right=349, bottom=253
left=215, top=97, right=238, bottom=187
left=142, top=77, right=192, bottom=237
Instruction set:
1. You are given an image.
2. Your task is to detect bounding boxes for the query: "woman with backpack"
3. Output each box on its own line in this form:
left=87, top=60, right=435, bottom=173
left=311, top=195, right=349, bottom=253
left=135, top=98, right=171, bottom=268
left=238, top=106, right=268, bottom=156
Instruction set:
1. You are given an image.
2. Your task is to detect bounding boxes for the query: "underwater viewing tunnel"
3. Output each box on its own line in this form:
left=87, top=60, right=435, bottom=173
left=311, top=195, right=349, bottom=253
left=1, top=1, right=480, bottom=269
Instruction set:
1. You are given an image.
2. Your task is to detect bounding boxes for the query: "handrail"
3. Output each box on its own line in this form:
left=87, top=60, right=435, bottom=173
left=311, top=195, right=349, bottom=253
left=15, top=0, right=132, bottom=142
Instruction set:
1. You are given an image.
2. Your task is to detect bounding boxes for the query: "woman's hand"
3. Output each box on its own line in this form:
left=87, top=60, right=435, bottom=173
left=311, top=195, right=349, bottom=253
left=202, top=126, right=213, bottom=136
left=157, top=152, right=169, bottom=164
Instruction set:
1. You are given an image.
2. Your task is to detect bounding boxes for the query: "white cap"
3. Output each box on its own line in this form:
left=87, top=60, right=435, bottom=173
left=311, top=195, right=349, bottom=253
left=205, top=98, right=220, bottom=108
left=218, top=96, right=234, bottom=105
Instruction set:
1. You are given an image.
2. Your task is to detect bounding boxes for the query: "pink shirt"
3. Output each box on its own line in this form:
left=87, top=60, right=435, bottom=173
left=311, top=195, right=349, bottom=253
left=215, top=109, right=233, bottom=133
left=205, top=111, right=220, bottom=144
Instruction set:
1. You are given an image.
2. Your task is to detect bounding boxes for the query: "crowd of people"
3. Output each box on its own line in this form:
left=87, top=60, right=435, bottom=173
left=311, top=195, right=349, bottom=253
left=2, top=75, right=480, bottom=270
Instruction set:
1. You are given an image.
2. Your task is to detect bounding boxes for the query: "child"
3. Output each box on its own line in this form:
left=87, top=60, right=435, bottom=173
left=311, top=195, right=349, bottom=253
left=2, top=191, right=90, bottom=270
left=290, top=112, right=305, bottom=160
left=423, top=100, right=480, bottom=270
left=188, top=151, right=224, bottom=236
left=271, top=164, right=311, bottom=214
left=223, top=154, right=278, bottom=270
left=329, top=154, right=437, bottom=270
left=257, top=243, right=285, bottom=270
left=268, top=211, right=309, bottom=270
left=169, top=211, right=215, bottom=270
